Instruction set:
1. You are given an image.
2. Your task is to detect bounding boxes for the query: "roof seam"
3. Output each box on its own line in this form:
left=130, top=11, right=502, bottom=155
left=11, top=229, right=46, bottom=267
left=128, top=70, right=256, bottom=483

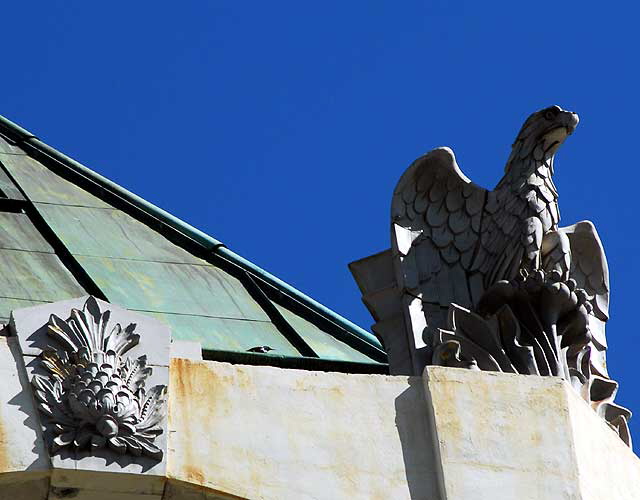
left=129, top=308, right=278, bottom=322
left=0, top=156, right=109, bottom=302
left=240, top=272, right=318, bottom=358
left=33, top=201, right=115, bottom=209
left=0, top=247, right=55, bottom=255
left=69, top=253, right=211, bottom=266
left=0, top=295, right=49, bottom=303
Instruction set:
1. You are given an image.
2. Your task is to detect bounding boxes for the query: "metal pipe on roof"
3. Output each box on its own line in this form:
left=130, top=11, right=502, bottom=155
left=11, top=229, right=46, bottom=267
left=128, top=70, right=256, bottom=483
left=0, top=114, right=384, bottom=353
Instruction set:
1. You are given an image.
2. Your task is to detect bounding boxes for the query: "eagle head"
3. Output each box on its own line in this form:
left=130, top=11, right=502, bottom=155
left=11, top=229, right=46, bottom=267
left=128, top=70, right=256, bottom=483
left=510, top=105, right=579, bottom=164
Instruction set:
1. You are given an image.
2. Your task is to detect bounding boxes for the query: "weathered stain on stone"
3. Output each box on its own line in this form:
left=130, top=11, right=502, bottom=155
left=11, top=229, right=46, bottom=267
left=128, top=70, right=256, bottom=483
left=49, top=486, right=80, bottom=498
left=169, top=358, right=197, bottom=482
left=0, top=413, right=8, bottom=473
left=168, top=360, right=442, bottom=499
left=166, top=479, right=249, bottom=500
left=529, top=430, right=543, bottom=446
left=169, top=358, right=236, bottom=492
left=183, top=464, right=205, bottom=486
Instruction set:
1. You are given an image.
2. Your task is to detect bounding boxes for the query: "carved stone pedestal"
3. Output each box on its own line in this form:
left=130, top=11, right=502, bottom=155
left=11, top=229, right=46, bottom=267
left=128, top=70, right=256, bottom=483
left=424, top=367, right=640, bottom=500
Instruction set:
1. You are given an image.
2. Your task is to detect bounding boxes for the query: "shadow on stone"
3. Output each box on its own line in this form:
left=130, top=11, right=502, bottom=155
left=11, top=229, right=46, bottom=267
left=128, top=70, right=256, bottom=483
left=394, top=376, right=442, bottom=500
left=25, top=322, right=54, bottom=353
left=6, top=339, right=49, bottom=471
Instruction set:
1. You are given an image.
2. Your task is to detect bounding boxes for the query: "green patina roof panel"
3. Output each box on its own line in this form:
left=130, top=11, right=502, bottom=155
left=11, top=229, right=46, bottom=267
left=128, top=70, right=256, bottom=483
left=0, top=115, right=387, bottom=368
left=0, top=210, right=85, bottom=321
left=0, top=167, right=25, bottom=200
left=35, top=203, right=206, bottom=265
left=0, top=134, right=25, bottom=155
left=0, top=212, right=53, bottom=253
left=274, top=303, right=376, bottom=363
left=0, top=297, right=47, bottom=322
left=0, top=248, right=86, bottom=302
left=76, top=255, right=270, bottom=321
left=0, top=153, right=111, bottom=208
left=144, top=311, right=300, bottom=354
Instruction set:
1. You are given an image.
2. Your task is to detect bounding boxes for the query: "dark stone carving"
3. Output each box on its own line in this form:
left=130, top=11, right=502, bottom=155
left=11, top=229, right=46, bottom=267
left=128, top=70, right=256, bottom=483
left=31, top=297, right=167, bottom=459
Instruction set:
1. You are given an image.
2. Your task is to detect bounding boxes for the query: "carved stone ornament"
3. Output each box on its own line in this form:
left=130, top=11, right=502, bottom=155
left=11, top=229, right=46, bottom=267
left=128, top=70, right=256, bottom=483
left=30, top=296, right=167, bottom=460
left=432, top=269, right=631, bottom=446
left=382, top=105, right=632, bottom=445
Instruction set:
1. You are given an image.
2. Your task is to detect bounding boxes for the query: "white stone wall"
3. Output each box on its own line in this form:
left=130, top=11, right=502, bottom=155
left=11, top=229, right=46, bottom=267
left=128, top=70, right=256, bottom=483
left=1, top=338, right=639, bottom=499
left=168, top=359, right=442, bottom=500
left=168, top=362, right=640, bottom=500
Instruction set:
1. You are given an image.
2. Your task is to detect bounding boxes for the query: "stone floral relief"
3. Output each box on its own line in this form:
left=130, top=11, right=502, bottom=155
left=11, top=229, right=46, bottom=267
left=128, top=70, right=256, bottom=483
left=30, top=296, right=167, bottom=460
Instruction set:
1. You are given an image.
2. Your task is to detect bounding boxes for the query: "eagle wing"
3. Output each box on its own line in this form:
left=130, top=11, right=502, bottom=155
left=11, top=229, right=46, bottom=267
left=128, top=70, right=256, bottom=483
left=559, top=221, right=609, bottom=320
left=391, top=148, right=488, bottom=326
left=558, top=221, right=610, bottom=375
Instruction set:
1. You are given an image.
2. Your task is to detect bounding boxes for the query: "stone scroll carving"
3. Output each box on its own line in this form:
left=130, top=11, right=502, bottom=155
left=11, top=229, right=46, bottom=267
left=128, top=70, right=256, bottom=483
left=353, top=105, right=632, bottom=445
left=30, top=297, right=167, bottom=459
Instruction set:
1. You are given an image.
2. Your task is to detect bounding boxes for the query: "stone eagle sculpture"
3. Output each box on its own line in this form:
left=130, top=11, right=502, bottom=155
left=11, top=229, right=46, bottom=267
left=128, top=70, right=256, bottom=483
left=351, top=105, right=630, bottom=445
left=392, top=105, right=600, bottom=317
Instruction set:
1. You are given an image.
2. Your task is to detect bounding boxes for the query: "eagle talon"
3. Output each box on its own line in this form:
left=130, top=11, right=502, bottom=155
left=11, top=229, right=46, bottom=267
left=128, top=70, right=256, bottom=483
left=548, top=270, right=562, bottom=283
left=574, top=288, right=589, bottom=305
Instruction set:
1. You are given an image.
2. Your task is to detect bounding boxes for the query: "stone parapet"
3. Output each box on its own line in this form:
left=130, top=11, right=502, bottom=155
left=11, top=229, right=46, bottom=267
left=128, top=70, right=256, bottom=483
left=0, top=331, right=638, bottom=498
left=425, top=367, right=640, bottom=499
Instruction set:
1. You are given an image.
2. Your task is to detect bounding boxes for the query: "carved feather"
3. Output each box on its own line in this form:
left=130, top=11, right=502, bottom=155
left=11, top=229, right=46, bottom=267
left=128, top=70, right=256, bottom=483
left=390, top=106, right=594, bottom=341
left=391, top=147, right=486, bottom=315
left=559, top=221, right=609, bottom=321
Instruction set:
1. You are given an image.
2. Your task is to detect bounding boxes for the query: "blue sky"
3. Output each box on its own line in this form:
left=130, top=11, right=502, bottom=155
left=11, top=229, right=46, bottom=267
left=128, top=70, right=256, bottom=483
left=3, top=2, right=640, bottom=436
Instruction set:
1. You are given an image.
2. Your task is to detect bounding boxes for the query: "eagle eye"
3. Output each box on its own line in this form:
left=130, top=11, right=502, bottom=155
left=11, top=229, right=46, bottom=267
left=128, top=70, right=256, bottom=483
left=544, top=106, right=561, bottom=121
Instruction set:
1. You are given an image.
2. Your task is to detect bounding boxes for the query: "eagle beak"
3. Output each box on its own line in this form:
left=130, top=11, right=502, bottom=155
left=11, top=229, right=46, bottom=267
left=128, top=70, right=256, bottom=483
left=562, top=111, right=579, bottom=135
left=542, top=110, right=579, bottom=153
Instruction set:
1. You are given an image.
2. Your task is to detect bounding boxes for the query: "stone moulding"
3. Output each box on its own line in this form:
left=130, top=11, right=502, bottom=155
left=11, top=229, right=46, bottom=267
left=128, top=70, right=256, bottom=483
left=30, top=296, right=167, bottom=460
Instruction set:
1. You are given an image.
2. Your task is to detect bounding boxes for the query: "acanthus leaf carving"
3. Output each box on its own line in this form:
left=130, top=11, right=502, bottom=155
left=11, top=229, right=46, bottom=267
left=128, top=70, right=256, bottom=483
left=30, top=296, right=167, bottom=460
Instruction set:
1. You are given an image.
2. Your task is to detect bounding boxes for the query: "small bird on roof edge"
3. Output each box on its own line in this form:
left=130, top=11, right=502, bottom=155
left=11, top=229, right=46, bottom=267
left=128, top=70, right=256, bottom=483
left=247, top=346, right=275, bottom=354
